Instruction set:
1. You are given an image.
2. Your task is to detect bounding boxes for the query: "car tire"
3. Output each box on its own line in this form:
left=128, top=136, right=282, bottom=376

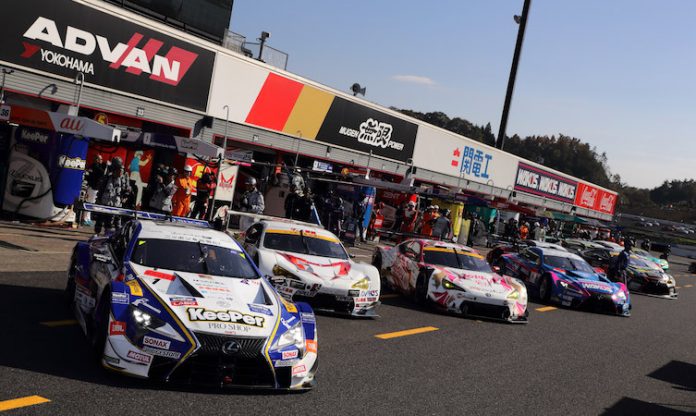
left=414, top=271, right=429, bottom=305
left=538, top=274, right=552, bottom=302
left=91, top=290, right=111, bottom=358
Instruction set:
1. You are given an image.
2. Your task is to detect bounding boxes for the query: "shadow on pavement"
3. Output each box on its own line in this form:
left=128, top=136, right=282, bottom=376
left=0, top=283, right=303, bottom=396
left=648, top=360, right=696, bottom=392
left=601, top=397, right=696, bottom=415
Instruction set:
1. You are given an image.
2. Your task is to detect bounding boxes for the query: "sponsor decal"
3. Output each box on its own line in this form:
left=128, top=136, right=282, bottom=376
left=0, top=105, right=10, bottom=122
left=103, top=355, right=120, bottom=366
left=282, top=349, right=299, bottom=360
left=248, top=303, right=273, bottom=316
left=127, top=350, right=151, bottom=364
left=450, top=145, right=493, bottom=179
left=339, top=118, right=403, bottom=151
left=206, top=322, right=252, bottom=333
left=582, top=282, right=611, bottom=292
left=280, top=297, right=298, bottom=313
left=143, top=336, right=171, bottom=350
left=3, top=0, right=215, bottom=110
left=360, top=290, right=380, bottom=297
left=143, top=346, right=181, bottom=360
left=57, top=155, right=86, bottom=170
left=112, top=292, right=129, bottom=304
left=169, top=296, right=197, bottom=307
left=143, top=269, right=175, bottom=281
left=292, top=364, right=307, bottom=376
left=274, top=359, right=300, bottom=367
left=306, top=340, right=318, bottom=354
left=126, top=280, right=143, bottom=297
left=300, top=312, right=315, bottom=323
left=187, top=308, right=265, bottom=327
left=19, top=128, right=50, bottom=144
left=514, top=163, right=577, bottom=203
left=109, top=321, right=126, bottom=336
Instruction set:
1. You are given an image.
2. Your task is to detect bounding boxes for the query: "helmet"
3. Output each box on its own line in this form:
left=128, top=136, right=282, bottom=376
left=433, top=205, right=439, bottom=210
left=407, top=201, right=416, bottom=207
left=534, top=222, right=540, bottom=227
left=245, top=177, right=257, bottom=186
left=183, top=165, right=193, bottom=172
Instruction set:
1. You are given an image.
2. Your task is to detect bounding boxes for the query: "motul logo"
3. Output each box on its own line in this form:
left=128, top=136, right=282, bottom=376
left=23, top=16, right=198, bottom=85
left=59, top=117, right=84, bottom=132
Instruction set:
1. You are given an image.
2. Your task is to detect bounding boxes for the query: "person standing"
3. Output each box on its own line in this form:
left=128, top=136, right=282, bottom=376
left=420, top=206, right=436, bottom=237
left=615, top=238, right=633, bottom=285
left=149, top=168, right=177, bottom=214
left=83, top=154, right=106, bottom=226
left=431, top=209, right=452, bottom=241
left=172, top=165, right=195, bottom=217
left=353, top=193, right=368, bottom=243
left=128, top=150, right=151, bottom=208
left=94, top=157, right=129, bottom=235
left=240, top=177, right=265, bottom=230
left=191, top=172, right=215, bottom=219
left=519, top=222, right=530, bottom=240
left=533, top=222, right=546, bottom=242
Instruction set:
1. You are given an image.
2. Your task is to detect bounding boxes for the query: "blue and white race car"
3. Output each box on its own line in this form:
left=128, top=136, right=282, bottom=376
left=494, top=247, right=631, bottom=317
left=66, top=204, right=318, bottom=390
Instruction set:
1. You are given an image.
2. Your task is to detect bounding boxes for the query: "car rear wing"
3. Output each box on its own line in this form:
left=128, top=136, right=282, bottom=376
left=80, top=203, right=212, bottom=228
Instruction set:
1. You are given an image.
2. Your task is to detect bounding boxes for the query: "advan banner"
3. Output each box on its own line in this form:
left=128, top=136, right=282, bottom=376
left=0, top=0, right=215, bottom=111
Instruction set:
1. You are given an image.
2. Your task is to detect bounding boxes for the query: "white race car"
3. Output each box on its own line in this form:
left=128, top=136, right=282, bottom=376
left=373, top=239, right=528, bottom=323
left=240, top=220, right=380, bottom=317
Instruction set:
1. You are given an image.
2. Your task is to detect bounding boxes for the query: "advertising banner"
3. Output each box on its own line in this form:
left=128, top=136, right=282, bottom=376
left=514, top=162, right=577, bottom=203
left=412, top=125, right=518, bottom=189
left=0, top=0, right=215, bottom=111
left=215, top=163, right=238, bottom=202
left=575, top=182, right=617, bottom=214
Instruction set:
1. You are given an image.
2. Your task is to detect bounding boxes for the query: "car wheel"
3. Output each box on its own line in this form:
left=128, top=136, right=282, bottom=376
left=64, top=254, right=77, bottom=309
left=414, top=271, right=429, bottom=305
left=91, top=291, right=111, bottom=357
left=538, top=274, right=552, bottom=302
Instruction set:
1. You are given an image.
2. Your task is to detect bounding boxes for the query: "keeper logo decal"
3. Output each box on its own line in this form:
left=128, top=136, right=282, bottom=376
left=187, top=307, right=265, bottom=327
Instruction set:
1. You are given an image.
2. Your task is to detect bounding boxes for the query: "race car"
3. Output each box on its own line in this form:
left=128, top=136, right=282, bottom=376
left=632, top=248, right=669, bottom=271
left=66, top=204, right=318, bottom=390
left=577, top=248, right=677, bottom=299
left=485, top=240, right=565, bottom=264
left=372, top=239, right=528, bottom=323
left=240, top=220, right=380, bottom=317
left=494, top=247, right=631, bottom=316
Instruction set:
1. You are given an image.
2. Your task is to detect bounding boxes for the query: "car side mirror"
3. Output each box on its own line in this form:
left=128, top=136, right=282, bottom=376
left=349, top=254, right=356, bottom=259
left=492, top=265, right=501, bottom=273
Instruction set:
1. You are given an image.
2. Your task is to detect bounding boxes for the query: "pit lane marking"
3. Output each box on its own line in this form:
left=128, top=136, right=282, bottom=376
left=535, top=306, right=557, bottom=312
left=684, top=284, right=693, bottom=288
left=40, top=319, right=78, bottom=327
left=0, top=395, right=50, bottom=412
left=375, top=326, right=439, bottom=339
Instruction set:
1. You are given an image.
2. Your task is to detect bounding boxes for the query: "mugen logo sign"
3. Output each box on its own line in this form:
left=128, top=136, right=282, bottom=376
left=0, top=0, right=215, bottom=111
left=514, top=162, right=577, bottom=203
left=316, top=97, right=417, bottom=162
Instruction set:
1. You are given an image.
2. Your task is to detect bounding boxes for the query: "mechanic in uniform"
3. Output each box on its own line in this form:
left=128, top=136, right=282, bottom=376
left=83, top=153, right=105, bottom=226
left=149, top=168, right=177, bottom=214
left=240, top=177, right=265, bottom=230
left=615, top=238, right=633, bottom=285
left=94, top=157, right=130, bottom=235
left=431, top=208, right=452, bottom=241
left=172, top=165, right=195, bottom=217
left=191, top=171, right=215, bottom=219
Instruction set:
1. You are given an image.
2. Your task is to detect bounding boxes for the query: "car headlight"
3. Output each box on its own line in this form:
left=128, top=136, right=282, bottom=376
left=507, top=290, right=519, bottom=300
left=615, top=290, right=626, bottom=300
left=273, top=265, right=300, bottom=280
left=351, top=277, right=370, bottom=290
left=272, top=321, right=305, bottom=352
left=442, top=279, right=464, bottom=291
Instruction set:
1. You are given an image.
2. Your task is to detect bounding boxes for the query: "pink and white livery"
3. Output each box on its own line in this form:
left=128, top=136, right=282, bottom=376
left=373, top=239, right=528, bottom=323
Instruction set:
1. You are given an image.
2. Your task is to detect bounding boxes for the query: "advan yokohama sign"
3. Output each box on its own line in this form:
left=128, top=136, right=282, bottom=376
left=0, top=0, right=215, bottom=111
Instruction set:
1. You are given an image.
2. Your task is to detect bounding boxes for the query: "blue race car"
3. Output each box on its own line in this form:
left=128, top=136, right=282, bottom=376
left=66, top=204, right=318, bottom=390
left=493, top=247, right=631, bottom=317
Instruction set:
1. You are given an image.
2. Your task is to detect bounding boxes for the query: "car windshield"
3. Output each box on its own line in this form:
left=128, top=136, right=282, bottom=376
left=545, top=255, right=595, bottom=273
left=633, top=249, right=652, bottom=258
left=630, top=256, right=660, bottom=269
left=423, top=248, right=492, bottom=272
left=130, top=239, right=258, bottom=279
left=264, top=232, right=348, bottom=260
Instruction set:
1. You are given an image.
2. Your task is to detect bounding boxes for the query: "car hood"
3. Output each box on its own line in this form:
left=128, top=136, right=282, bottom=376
left=273, top=251, right=364, bottom=288
left=562, top=270, right=615, bottom=293
left=129, top=263, right=278, bottom=338
left=433, top=266, right=517, bottom=298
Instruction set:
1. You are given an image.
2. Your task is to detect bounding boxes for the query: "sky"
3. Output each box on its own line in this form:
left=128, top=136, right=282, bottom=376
left=230, top=1, right=696, bottom=189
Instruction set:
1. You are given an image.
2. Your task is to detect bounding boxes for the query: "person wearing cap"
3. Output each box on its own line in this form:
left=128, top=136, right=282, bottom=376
left=240, top=177, right=265, bottom=230
left=400, top=200, right=419, bottom=237
left=533, top=221, right=546, bottom=242
left=94, top=156, right=130, bottom=235
left=172, top=165, right=195, bottom=217
left=420, top=205, right=436, bottom=237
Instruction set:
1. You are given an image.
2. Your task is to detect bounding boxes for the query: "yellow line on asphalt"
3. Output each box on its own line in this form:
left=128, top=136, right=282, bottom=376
left=375, top=326, right=439, bottom=339
left=536, top=306, right=557, bottom=312
left=676, top=286, right=682, bottom=289
left=0, top=395, right=50, bottom=412
left=40, top=319, right=78, bottom=327
left=685, top=284, right=693, bottom=288
left=380, top=293, right=400, bottom=299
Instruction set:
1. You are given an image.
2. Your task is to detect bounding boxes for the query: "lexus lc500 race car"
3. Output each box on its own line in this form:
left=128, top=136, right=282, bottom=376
left=66, top=204, right=318, bottom=390
left=240, top=220, right=380, bottom=317
left=372, top=239, right=528, bottom=323
left=577, top=248, right=677, bottom=299
left=494, top=247, right=631, bottom=316
left=632, top=248, right=669, bottom=271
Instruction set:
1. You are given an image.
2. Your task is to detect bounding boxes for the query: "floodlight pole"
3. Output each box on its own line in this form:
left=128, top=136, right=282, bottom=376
left=496, top=0, right=531, bottom=150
